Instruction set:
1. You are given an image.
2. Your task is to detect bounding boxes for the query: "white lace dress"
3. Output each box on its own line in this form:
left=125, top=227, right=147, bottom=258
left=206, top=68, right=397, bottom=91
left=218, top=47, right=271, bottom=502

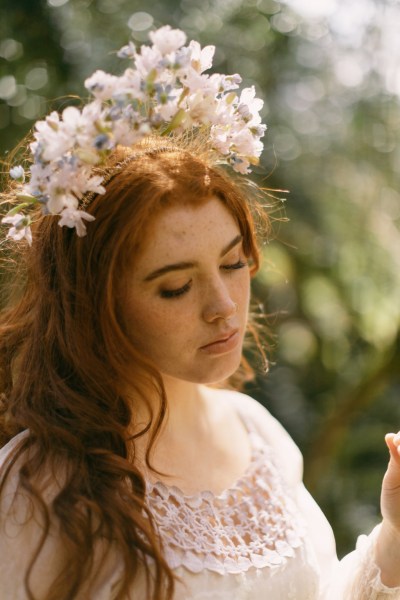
left=146, top=423, right=320, bottom=600
left=0, top=391, right=400, bottom=599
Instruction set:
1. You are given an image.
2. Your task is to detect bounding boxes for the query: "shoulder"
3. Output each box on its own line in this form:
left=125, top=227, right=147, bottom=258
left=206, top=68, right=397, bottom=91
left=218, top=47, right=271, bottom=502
left=0, top=430, right=45, bottom=519
left=0, top=431, right=62, bottom=597
left=0, top=430, right=30, bottom=496
left=205, top=387, right=303, bottom=488
left=0, top=430, right=29, bottom=466
left=0, top=433, right=121, bottom=599
left=0, top=429, right=67, bottom=526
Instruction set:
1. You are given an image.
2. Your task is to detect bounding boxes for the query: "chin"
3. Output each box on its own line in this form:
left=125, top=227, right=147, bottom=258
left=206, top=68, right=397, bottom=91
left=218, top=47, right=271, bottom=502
left=189, top=352, right=243, bottom=385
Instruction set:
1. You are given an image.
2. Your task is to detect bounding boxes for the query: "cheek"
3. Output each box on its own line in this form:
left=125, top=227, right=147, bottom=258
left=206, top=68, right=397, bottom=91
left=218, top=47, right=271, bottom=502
left=125, top=298, right=190, bottom=356
left=236, top=269, right=251, bottom=309
left=126, top=302, right=159, bottom=345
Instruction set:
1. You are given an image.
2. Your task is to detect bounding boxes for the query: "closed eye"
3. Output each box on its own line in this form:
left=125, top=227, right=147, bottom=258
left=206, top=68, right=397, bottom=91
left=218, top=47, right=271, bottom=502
left=160, top=260, right=247, bottom=299
left=222, top=260, right=247, bottom=271
left=160, top=280, right=192, bottom=299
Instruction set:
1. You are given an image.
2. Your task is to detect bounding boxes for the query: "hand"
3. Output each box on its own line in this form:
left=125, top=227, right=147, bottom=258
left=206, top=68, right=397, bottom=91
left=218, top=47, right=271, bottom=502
left=381, top=432, right=400, bottom=532
left=372, top=433, right=400, bottom=587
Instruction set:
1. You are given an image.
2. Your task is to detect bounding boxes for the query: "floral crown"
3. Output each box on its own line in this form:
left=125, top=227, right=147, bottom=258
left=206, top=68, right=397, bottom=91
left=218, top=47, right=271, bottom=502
left=2, top=25, right=266, bottom=245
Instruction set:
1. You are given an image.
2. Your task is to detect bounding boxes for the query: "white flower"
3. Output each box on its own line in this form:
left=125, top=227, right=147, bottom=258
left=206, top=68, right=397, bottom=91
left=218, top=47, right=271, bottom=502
left=75, top=147, right=103, bottom=165
left=79, top=102, right=107, bottom=151
left=85, top=70, right=120, bottom=101
left=35, top=111, right=60, bottom=133
left=2, top=213, right=32, bottom=245
left=235, top=128, right=259, bottom=154
left=85, top=175, right=106, bottom=195
left=213, top=96, right=236, bottom=126
left=58, top=208, right=95, bottom=237
left=2, top=25, right=266, bottom=244
left=187, top=40, right=215, bottom=73
left=60, top=106, right=88, bottom=139
left=149, top=25, right=186, bottom=55
left=172, top=46, right=192, bottom=70
left=37, top=103, right=103, bottom=164
left=34, top=112, right=75, bottom=161
left=238, top=86, right=264, bottom=125
left=212, top=73, right=241, bottom=93
left=116, top=68, right=143, bottom=99
left=28, top=162, right=53, bottom=196
left=46, top=191, right=78, bottom=215
left=182, top=70, right=210, bottom=95
left=134, top=45, right=163, bottom=76
left=81, top=100, right=104, bottom=123
left=9, top=166, right=25, bottom=182
left=183, top=91, right=219, bottom=126
left=210, top=128, right=232, bottom=155
left=117, top=41, right=136, bottom=60
left=231, top=156, right=251, bottom=175
left=48, top=162, right=78, bottom=193
left=155, top=99, right=181, bottom=122
left=44, top=165, right=104, bottom=207
left=111, top=115, right=150, bottom=146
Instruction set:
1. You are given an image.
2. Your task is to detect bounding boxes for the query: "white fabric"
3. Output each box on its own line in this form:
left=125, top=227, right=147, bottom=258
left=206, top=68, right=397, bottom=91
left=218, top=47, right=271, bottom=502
left=147, top=428, right=306, bottom=575
left=0, top=391, right=399, bottom=599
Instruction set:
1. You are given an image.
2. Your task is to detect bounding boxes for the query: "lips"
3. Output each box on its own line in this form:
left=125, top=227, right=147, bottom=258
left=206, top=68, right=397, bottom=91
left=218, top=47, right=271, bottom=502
left=199, top=329, right=240, bottom=355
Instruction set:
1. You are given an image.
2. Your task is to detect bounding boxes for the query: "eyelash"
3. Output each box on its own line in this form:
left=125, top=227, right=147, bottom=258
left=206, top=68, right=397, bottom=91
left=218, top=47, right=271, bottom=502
left=160, top=260, right=247, bottom=299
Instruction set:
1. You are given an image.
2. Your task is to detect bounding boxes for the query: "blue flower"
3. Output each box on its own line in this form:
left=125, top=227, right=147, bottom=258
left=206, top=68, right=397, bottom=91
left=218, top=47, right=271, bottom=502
left=94, top=134, right=110, bottom=150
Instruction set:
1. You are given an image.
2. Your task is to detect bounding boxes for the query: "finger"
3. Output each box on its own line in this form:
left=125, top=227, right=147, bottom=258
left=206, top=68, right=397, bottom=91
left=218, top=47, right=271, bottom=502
left=385, top=433, right=400, bottom=464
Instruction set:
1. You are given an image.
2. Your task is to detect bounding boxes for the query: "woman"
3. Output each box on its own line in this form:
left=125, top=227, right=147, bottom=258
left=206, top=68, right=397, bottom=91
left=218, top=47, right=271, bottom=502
left=0, top=26, right=400, bottom=600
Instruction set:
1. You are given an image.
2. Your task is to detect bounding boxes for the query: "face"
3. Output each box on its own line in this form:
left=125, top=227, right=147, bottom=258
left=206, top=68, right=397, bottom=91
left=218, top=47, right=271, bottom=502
left=124, top=196, right=251, bottom=385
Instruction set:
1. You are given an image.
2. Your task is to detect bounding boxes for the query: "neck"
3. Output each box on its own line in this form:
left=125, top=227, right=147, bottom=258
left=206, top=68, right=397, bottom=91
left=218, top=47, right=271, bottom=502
left=132, top=376, right=217, bottom=475
left=132, top=375, right=215, bottom=449
left=160, top=376, right=211, bottom=436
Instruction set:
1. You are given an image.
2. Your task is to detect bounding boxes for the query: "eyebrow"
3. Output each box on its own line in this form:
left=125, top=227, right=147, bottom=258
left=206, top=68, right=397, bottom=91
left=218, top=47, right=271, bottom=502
left=143, top=234, right=243, bottom=282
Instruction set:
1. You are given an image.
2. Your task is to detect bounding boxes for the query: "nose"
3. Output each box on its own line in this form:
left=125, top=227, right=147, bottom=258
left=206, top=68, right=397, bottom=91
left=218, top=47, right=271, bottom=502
left=202, top=279, right=238, bottom=323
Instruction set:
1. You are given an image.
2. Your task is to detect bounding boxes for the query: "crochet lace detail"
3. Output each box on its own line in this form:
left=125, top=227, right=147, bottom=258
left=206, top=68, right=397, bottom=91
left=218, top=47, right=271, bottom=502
left=146, top=427, right=305, bottom=575
left=349, top=531, right=400, bottom=600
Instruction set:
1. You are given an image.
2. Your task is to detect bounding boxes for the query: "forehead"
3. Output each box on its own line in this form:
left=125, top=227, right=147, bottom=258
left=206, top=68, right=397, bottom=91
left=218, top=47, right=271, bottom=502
left=134, top=197, right=240, bottom=269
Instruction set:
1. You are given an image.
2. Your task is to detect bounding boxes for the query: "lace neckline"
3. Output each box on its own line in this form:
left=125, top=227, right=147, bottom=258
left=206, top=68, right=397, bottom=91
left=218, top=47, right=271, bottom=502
left=146, top=420, right=258, bottom=501
left=145, top=416, right=306, bottom=574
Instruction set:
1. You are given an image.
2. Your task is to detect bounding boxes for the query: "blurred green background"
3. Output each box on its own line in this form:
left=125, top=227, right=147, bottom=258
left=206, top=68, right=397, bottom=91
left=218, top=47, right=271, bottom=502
left=1, top=0, right=399, bottom=557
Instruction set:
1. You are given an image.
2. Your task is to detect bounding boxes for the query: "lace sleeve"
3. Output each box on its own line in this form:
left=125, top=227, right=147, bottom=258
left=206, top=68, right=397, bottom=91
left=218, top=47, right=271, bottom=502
left=332, top=526, right=400, bottom=600
left=295, top=466, right=400, bottom=600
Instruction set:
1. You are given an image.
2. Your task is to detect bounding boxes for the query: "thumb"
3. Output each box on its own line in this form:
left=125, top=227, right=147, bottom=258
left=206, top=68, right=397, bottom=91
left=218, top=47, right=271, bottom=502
left=381, top=433, right=400, bottom=530
left=383, top=432, right=400, bottom=488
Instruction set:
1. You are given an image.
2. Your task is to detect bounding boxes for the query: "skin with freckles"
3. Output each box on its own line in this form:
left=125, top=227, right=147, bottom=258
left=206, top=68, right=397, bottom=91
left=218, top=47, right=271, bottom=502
left=124, top=196, right=253, bottom=494
left=125, top=196, right=250, bottom=386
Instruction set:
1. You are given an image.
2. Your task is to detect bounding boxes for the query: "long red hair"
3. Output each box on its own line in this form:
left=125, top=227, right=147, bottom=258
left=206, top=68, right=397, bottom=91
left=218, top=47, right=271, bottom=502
left=0, top=135, right=267, bottom=599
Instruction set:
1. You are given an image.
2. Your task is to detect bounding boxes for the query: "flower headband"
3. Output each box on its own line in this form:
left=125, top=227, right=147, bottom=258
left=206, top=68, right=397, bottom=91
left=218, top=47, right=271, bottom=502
left=2, top=25, right=266, bottom=244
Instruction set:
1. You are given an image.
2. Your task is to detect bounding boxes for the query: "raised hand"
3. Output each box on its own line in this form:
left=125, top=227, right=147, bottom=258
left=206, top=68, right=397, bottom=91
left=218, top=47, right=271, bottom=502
left=373, top=433, right=400, bottom=587
left=381, top=433, right=400, bottom=531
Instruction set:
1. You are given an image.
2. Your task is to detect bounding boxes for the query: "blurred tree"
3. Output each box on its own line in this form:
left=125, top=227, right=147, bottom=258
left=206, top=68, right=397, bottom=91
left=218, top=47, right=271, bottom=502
left=0, top=0, right=72, bottom=152
left=1, top=0, right=399, bottom=556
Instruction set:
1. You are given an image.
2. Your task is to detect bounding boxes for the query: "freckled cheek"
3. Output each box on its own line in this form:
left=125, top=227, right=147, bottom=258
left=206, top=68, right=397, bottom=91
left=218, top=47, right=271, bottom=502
left=126, top=301, right=193, bottom=355
left=236, top=272, right=251, bottom=317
